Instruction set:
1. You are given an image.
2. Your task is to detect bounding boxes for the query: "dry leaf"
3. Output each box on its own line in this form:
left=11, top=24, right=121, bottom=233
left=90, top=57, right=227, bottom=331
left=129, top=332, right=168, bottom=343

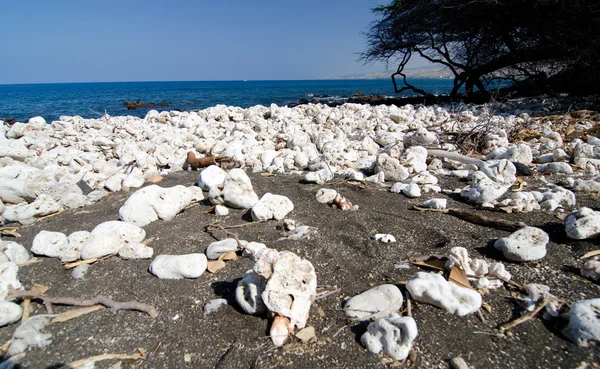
left=411, top=257, right=447, bottom=271
left=219, top=251, right=238, bottom=261
left=207, top=260, right=226, bottom=273
left=481, top=301, right=492, bottom=313
left=205, top=205, right=216, bottom=214
left=148, top=174, right=163, bottom=183
left=31, top=282, right=49, bottom=294
left=260, top=172, right=275, bottom=177
left=448, top=267, right=475, bottom=290
left=580, top=250, right=600, bottom=259
left=295, top=326, right=316, bottom=343
left=52, top=305, right=105, bottom=323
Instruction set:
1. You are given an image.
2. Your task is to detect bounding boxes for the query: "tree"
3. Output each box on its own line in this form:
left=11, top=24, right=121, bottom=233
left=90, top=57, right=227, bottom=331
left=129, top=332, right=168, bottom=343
left=362, top=0, right=600, bottom=100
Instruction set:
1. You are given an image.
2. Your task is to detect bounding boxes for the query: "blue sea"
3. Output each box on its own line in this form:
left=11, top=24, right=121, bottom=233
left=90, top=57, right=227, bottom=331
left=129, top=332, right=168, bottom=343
left=0, top=79, right=455, bottom=123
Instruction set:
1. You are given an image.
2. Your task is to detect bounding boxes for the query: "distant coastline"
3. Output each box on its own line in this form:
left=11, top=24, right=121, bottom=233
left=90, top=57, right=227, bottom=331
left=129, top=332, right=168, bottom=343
left=328, top=66, right=453, bottom=80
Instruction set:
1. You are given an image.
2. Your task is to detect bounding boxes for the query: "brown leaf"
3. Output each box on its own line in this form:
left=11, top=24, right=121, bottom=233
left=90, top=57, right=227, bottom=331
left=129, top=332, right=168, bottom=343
left=260, top=172, right=275, bottom=177
left=448, top=267, right=475, bottom=290
left=219, top=251, right=238, bottom=261
left=411, top=257, right=447, bottom=271
left=52, top=305, right=105, bottom=323
left=295, top=326, right=316, bottom=343
left=31, top=282, right=49, bottom=294
left=207, top=260, right=226, bottom=273
left=205, top=205, right=216, bottom=214
left=481, top=301, right=492, bottom=313
left=148, top=174, right=163, bottom=183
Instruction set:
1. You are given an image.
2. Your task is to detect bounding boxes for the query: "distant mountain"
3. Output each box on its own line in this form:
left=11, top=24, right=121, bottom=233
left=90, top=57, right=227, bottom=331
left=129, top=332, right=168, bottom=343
left=330, top=66, right=453, bottom=80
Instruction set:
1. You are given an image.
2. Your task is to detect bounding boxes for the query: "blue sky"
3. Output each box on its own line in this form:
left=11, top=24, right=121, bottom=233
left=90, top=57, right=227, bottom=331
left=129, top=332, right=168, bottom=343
left=0, top=0, right=427, bottom=84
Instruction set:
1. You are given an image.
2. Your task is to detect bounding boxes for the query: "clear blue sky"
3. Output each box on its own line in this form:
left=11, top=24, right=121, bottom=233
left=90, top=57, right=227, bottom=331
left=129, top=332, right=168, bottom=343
left=0, top=0, right=427, bottom=84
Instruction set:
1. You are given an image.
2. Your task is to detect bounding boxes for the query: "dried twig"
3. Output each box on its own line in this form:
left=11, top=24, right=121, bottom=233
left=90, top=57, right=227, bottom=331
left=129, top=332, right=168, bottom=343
left=315, top=286, right=340, bottom=301
left=6, top=292, right=158, bottom=318
left=63, top=252, right=118, bottom=269
left=499, top=297, right=557, bottom=332
left=60, top=349, right=146, bottom=369
left=412, top=206, right=528, bottom=232
left=0, top=226, right=21, bottom=238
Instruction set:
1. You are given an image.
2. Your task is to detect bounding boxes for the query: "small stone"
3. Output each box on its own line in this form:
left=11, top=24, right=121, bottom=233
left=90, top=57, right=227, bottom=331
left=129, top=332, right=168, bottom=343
left=565, top=207, right=600, bottom=240
left=214, top=205, right=229, bottom=216
left=493, top=227, right=548, bottom=262
left=149, top=254, right=208, bottom=279
left=344, top=284, right=404, bottom=320
left=419, top=198, right=447, bottom=209
left=71, top=264, right=90, bottom=279
left=118, top=243, right=154, bottom=259
left=251, top=193, right=294, bottom=221
left=203, top=298, right=228, bottom=316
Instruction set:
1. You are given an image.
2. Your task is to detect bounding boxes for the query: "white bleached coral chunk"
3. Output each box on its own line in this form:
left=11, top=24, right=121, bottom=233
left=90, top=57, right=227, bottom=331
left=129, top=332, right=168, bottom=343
left=406, top=272, right=481, bottom=316
left=361, top=314, right=418, bottom=361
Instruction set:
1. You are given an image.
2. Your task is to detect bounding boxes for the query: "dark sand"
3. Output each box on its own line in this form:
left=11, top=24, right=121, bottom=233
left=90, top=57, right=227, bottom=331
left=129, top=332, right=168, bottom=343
left=2, top=170, right=599, bottom=368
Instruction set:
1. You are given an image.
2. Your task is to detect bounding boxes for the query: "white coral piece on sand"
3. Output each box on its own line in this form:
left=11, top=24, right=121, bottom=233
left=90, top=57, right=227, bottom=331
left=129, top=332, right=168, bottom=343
left=406, top=272, right=481, bottom=316
left=253, top=248, right=317, bottom=346
left=8, top=315, right=55, bottom=356
left=494, top=227, right=548, bottom=262
left=565, top=207, right=600, bottom=240
left=445, top=247, right=509, bottom=289
left=562, top=298, right=600, bottom=347
left=119, top=184, right=197, bottom=227
left=361, top=314, right=418, bottom=361
left=581, top=256, right=600, bottom=282
left=344, top=284, right=404, bottom=320
left=521, top=284, right=562, bottom=319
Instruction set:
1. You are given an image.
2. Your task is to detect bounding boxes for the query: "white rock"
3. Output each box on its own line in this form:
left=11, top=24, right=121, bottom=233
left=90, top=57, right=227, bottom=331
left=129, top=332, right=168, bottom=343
left=390, top=183, right=408, bottom=194
left=402, top=183, right=421, bottom=198
left=374, top=234, right=396, bottom=243
left=494, top=227, right=548, bottom=261
left=219, top=169, right=259, bottom=209
left=361, top=314, right=418, bottom=361
left=537, top=162, right=573, bottom=174
left=375, top=154, right=409, bottom=182
left=104, top=175, right=123, bottom=192
left=0, top=262, right=22, bottom=299
left=344, top=284, right=404, bottom=320
left=196, top=165, right=227, bottom=191
left=461, top=172, right=509, bottom=204
left=256, top=249, right=317, bottom=332
left=206, top=238, right=243, bottom=260
left=0, top=241, right=30, bottom=266
left=71, top=264, right=90, bottom=279
left=119, top=185, right=194, bottom=227
left=242, top=241, right=267, bottom=260
left=303, top=167, right=333, bottom=185
left=236, top=270, right=267, bottom=315
left=214, top=204, right=229, bottom=216
left=315, top=188, right=339, bottom=204
left=565, top=207, right=600, bottom=240
left=7, top=315, right=53, bottom=357
left=31, top=230, right=74, bottom=261
left=419, top=198, right=447, bottom=209
left=581, top=256, right=600, bottom=282
left=0, top=139, right=29, bottom=161
left=122, top=168, right=145, bottom=188
left=203, top=298, right=228, bottom=316
left=118, top=243, right=153, bottom=259
left=0, top=301, right=22, bottom=327
left=495, top=144, right=532, bottom=164
left=406, top=272, right=481, bottom=316
left=404, top=127, right=438, bottom=147
left=28, top=116, right=47, bottom=127
left=2, top=195, right=62, bottom=225
left=251, top=193, right=294, bottom=221
left=80, top=221, right=146, bottom=260
left=562, top=298, right=600, bottom=347
left=149, top=254, right=208, bottom=279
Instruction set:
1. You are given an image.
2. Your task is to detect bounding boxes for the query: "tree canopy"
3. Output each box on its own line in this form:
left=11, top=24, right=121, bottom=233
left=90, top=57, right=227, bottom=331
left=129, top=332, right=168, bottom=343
left=362, top=0, right=600, bottom=101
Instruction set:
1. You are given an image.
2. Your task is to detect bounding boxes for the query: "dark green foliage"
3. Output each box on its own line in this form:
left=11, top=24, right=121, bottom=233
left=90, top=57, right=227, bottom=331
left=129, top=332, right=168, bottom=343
left=362, top=0, right=600, bottom=100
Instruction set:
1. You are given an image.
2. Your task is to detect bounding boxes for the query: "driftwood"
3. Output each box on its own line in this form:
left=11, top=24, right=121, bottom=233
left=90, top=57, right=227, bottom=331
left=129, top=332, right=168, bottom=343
left=186, top=152, right=236, bottom=170
left=7, top=291, right=158, bottom=318
left=412, top=206, right=528, bottom=231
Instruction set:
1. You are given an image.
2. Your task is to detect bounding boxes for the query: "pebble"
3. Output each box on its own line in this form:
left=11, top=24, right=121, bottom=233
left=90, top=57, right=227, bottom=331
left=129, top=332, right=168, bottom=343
left=493, top=226, right=549, bottom=262
left=562, top=298, right=600, bottom=347
left=344, top=284, right=404, bottom=320
left=203, top=298, right=228, bottom=316
left=251, top=193, right=294, bottom=221
left=119, top=185, right=197, bottom=227
left=565, top=207, right=600, bottom=239
left=80, top=221, right=146, bottom=260
left=71, top=264, right=90, bottom=279
left=149, top=254, right=208, bottom=279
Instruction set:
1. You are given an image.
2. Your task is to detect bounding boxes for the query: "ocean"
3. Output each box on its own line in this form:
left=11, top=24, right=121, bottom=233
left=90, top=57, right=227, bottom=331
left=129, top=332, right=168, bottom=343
left=0, top=79, right=455, bottom=123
